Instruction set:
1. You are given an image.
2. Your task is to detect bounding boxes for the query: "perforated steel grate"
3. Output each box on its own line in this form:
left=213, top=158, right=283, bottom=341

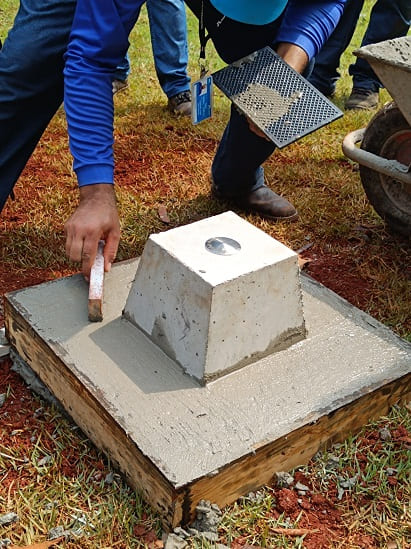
left=212, top=47, right=342, bottom=148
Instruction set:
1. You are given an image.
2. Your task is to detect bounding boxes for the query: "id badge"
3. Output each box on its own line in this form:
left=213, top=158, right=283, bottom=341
left=191, top=74, right=213, bottom=125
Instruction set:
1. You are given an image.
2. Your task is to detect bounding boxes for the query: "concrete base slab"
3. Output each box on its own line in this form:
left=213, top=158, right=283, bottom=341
left=5, top=259, right=411, bottom=528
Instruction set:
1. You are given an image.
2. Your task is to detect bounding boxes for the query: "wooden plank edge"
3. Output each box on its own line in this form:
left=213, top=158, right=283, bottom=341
left=181, top=371, right=410, bottom=523
left=5, top=294, right=411, bottom=527
left=4, top=296, right=184, bottom=529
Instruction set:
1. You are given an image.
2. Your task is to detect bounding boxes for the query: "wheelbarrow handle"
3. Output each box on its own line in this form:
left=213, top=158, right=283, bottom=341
left=342, top=128, right=411, bottom=186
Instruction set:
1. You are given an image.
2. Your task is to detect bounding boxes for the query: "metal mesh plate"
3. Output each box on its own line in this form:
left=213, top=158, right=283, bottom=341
left=212, top=47, right=342, bottom=148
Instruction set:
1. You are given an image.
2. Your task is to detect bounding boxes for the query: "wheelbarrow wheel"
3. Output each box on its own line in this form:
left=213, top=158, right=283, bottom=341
left=360, top=102, right=411, bottom=236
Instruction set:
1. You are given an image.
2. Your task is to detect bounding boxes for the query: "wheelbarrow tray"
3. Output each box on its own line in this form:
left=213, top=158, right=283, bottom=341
left=342, top=37, right=411, bottom=236
left=354, top=36, right=411, bottom=126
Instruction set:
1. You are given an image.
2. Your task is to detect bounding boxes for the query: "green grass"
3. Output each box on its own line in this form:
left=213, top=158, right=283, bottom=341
left=1, top=1, right=409, bottom=339
left=0, top=2, right=410, bottom=547
left=1, top=382, right=409, bottom=547
left=0, top=0, right=18, bottom=39
left=0, top=375, right=163, bottom=548
left=306, top=406, right=411, bottom=542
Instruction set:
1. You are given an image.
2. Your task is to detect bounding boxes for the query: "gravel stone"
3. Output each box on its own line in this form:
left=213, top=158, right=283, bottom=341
left=275, top=471, right=294, bottom=488
left=34, top=407, right=44, bottom=418
left=379, top=427, right=392, bottom=441
left=294, top=481, right=310, bottom=492
left=164, top=533, right=188, bottom=549
left=325, top=455, right=340, bottom=470
left=38, top=455, right=52, bottom=467
left=104, top=472, right=114, bottom=484
left=48, top=525, right=83, bottom=540
left=339, top=475, right=358, bottom=490
left=173, top=527, right=190, bottom=539
left=0, top=394, right=6, bottom=409
left=47, top=526, right=74, bottom=540
left=48, top=526, right=65, bottom=539
left=197, top=531, right=219, bottom=542
left=0, top=513, right=19, bottom=527
left=245, top=490, right=265, bottom=502
left=44, top=502, right=58, bottom=511
left=191, top=499, right=222, bottom=534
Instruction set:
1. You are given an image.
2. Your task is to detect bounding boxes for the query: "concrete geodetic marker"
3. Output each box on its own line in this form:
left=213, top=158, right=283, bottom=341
left=123, top=211, right=306, bottom=383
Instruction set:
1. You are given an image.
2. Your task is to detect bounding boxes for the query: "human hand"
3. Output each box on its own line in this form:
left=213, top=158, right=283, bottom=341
left=246, top=117, right=271, bottom=140
left=65, top=184, right=121, bottom=278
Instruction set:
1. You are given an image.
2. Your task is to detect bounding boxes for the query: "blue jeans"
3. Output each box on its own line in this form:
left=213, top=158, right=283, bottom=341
left=0, top=0, right=76, bottom=212
left=112, top=54, right=131, bottom=83
left=309, top=0, right=411, bottom=96
left=185, top=0, right=314, bottom=195
left=148, top=0, right=190, bottom=98
left=114, top=0, right=190, bottom=99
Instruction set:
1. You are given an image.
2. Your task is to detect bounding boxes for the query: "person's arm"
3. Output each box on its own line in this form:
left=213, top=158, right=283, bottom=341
left=276, top=42, right=308, bottom=73
left=63, top=0, right=144, bottom=276
left=247, top=0, right=346, bottom=138
left=277, top=0, right=347, bottom=65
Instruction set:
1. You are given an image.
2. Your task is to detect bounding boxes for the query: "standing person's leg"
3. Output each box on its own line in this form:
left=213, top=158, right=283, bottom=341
left=112, top=53, right=130, bottom=94
left=346, top=0, right=411, bottom=109
left=185, top=0, right=297, bottom=220
left=309, top=0, right=364, bottom=96
left=146, top=0, right=191, bottom=115
left=0, top=0, right=76, bottom=212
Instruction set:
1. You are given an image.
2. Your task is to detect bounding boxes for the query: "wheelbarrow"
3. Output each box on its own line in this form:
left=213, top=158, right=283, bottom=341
left=342, top=36, right=411, bottom=236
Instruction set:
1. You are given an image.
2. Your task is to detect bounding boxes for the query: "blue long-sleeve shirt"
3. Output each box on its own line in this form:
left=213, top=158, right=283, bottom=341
left=64, top=0, right=346, bottom=186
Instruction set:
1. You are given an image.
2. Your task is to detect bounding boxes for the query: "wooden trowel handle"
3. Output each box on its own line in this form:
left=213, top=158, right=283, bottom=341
left=88, top=240, right=105, bottom=322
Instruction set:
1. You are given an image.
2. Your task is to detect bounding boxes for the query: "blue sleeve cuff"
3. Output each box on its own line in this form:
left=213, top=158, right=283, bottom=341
left=278, top=2, right=346, bottom=60
left=76, top=164, right=114, bottom=186
left=280, top=33, right=316, bottom=60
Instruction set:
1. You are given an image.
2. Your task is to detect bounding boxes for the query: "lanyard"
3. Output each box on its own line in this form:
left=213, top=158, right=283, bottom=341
left=199, top=0, right=210, bottom=76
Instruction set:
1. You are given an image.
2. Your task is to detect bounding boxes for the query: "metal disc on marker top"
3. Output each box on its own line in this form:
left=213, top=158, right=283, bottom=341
left=205, top=237, right=241, bottom=256
left=212, top=47, right=343, bottom=148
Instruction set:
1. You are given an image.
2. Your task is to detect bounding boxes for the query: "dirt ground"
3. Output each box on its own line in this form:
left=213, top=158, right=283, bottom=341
left=2, top=358, right=410, bottom=548
left=0, top=123, right=409, bottom=549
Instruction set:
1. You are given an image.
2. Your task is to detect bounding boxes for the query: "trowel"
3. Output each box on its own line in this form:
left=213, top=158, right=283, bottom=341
left=88, top=240, right=105, bottom=322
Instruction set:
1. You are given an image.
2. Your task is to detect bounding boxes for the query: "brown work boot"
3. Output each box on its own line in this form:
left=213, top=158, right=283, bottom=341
left=212, top=183, right=298, bottom=222
left=167, top=90, right=191, bottom=116
left=345, top=88, right=379, bottom=110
